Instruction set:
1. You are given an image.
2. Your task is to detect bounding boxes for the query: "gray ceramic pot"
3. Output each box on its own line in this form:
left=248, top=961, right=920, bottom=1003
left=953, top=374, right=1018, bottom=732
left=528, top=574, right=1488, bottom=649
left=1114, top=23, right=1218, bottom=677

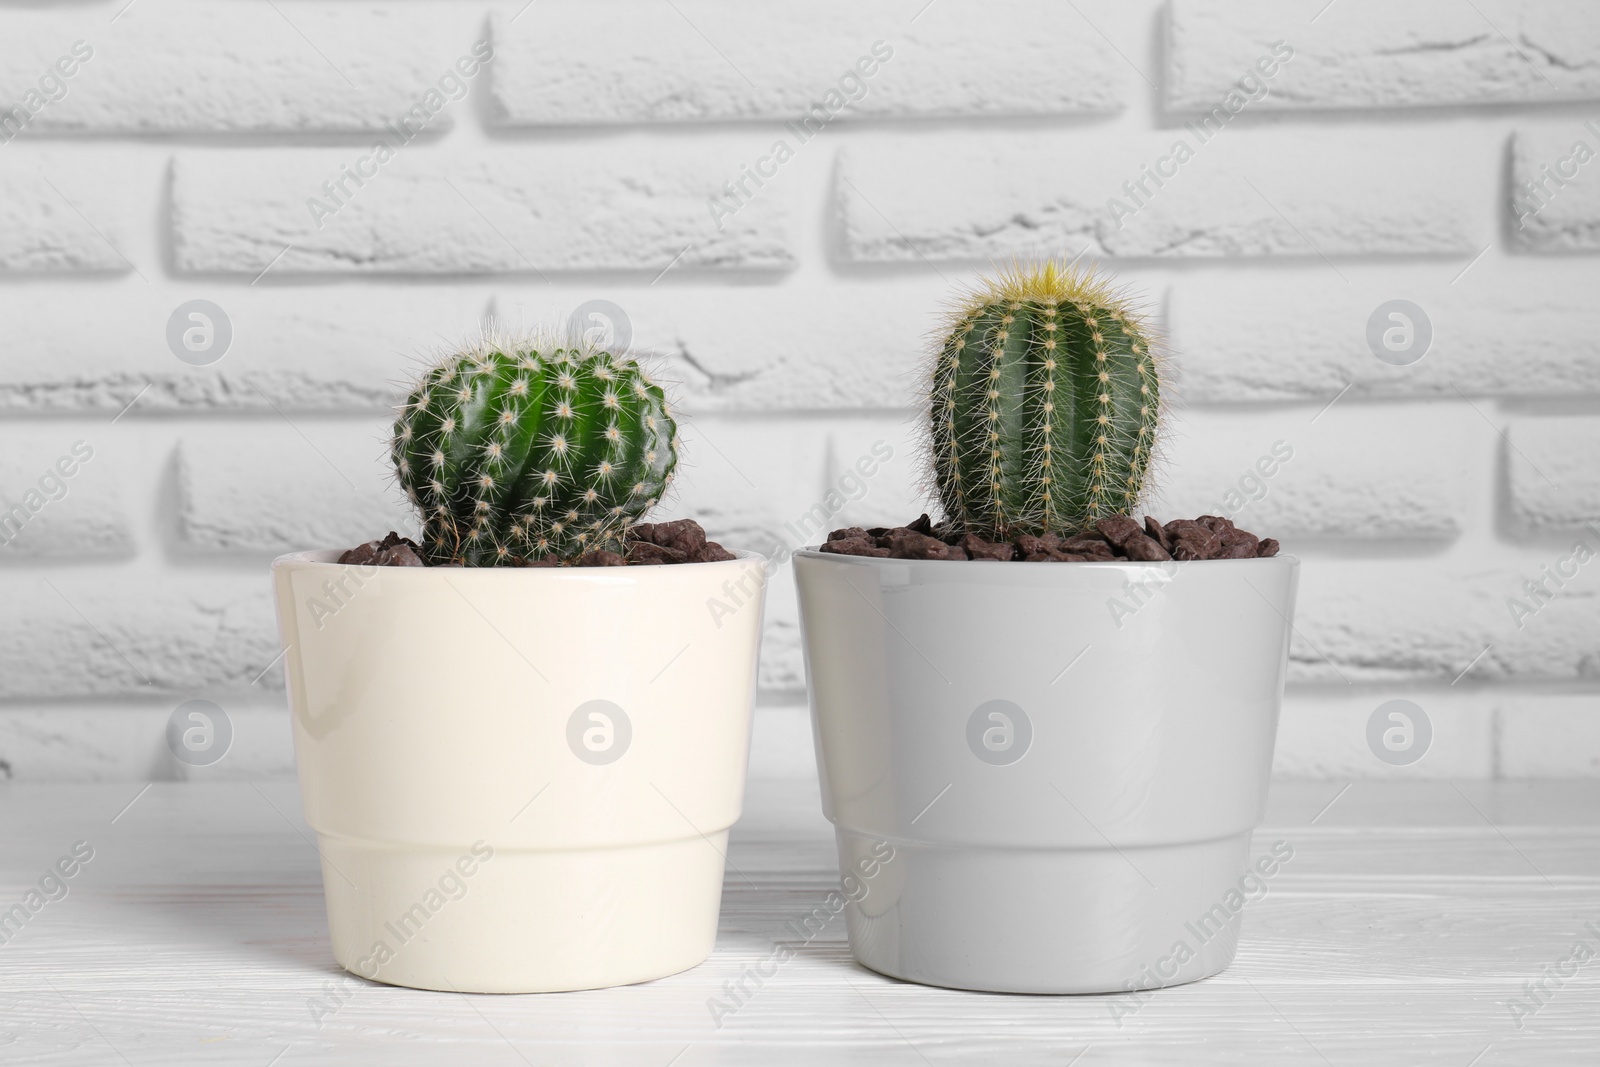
left=793, top=550, right=1299, bottom=994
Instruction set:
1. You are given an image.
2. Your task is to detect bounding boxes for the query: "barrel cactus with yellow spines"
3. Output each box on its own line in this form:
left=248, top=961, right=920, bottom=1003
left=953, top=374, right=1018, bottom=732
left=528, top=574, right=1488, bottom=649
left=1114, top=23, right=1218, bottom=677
left=927, top=262, right=1163, bottom=540
left=392, top=335, right=677, bottom=565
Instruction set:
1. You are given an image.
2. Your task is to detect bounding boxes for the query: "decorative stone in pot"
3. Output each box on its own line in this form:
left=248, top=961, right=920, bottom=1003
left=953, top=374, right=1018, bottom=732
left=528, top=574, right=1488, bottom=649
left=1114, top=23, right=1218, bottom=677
left=272, top=335, right=766, bottom=993
left=794, top=263, right=1299, bottom=994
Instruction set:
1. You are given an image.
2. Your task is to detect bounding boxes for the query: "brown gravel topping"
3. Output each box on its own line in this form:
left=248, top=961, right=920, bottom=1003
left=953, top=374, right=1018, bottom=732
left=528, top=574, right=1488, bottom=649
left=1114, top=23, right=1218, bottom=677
left=339, top=520, right=736, bottom=567
left=819, top=514, right=1282, bottom=562
left=337, top=531, right=425, bottom=567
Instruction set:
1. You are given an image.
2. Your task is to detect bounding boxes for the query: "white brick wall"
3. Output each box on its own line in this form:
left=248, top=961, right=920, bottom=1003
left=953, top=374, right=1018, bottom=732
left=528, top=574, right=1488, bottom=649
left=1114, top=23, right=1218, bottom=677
left=0, top=429, right=135, bottom=558
left=1512, top=126, right=1600, bottom=251
left=0, top=162, right=140, bottom=271
left=1, top=0, right=1597, bottom=782
left=175, top=425, right=411, bottom=553
left=1153, top=405, right=1473, bottom=540
left=0, top=576, right=278, bottom=698
left=1167, top=0, right=1600, bottom=110
left=171, top=146, right=794, bottom=274
left=1505, top=417, right=1600, bottom=533
left=489, top=2, right=1127, bottom=124
left=0, top=3, right=468, bottom=134
left=1170, top=268, right=1600, bottom=401
left=837, top=130, right=1484, bottom=262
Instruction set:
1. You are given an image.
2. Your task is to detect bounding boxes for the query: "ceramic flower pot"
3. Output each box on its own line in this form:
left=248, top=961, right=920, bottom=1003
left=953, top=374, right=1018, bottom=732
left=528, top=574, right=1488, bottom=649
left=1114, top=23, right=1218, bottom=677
left=793, top=551, right=1298, bottom=994
left=272, top=549, right=767, bottom=993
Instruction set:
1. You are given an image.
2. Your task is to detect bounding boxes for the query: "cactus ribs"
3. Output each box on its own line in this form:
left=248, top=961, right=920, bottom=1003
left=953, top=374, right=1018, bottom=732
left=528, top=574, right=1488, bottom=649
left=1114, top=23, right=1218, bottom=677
left=930, top=262, right=1162, bottom=541
left=819, top=513, right=1279, bottom=562
left=853, top=261, right=1280, bottom=564
left=392, top=337, right=678, bottom=566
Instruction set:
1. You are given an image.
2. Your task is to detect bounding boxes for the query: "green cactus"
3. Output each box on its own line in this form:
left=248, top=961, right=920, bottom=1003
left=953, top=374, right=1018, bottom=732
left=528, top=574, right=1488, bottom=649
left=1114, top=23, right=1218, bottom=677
left=927, top=262, right=1163, bottom=540
left=392, top=335, right=677, bottom=565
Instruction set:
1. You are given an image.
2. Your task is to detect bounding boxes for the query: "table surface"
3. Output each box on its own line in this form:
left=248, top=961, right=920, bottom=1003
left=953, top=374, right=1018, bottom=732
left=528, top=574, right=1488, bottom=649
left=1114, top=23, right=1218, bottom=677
left=1, top=777, right=1597, bottom=1066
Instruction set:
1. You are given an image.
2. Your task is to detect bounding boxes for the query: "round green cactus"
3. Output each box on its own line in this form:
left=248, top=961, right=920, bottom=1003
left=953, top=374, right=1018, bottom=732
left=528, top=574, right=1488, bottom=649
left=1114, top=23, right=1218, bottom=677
left=392, top=336, right=677, bottom=565
left=928, top=262, right=1163, bottom=540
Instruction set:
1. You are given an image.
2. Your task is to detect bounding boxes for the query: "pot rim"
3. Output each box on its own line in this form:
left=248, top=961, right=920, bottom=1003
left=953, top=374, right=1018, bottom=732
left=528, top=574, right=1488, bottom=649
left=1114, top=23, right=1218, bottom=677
left=273, top=547, right=768, bottom=573
left=792, top=547, right=1298, bottom=568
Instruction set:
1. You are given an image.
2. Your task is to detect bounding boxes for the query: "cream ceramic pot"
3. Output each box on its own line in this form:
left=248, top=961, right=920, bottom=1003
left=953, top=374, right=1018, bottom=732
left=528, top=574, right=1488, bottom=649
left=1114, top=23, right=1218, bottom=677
left=794, top=551, right=1299, bottom=994
left=272, top=549, right=767, bottom=993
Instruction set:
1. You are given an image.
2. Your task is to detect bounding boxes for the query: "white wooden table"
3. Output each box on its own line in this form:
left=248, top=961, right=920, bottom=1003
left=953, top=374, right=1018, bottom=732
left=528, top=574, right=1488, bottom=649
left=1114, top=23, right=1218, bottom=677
left=2, top=777, right=1597, bottom=1065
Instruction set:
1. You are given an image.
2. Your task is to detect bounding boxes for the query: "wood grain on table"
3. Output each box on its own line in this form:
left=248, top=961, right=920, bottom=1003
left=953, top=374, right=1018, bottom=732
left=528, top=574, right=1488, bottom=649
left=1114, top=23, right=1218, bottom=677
left=1, top=778, right=1597, bottom=1065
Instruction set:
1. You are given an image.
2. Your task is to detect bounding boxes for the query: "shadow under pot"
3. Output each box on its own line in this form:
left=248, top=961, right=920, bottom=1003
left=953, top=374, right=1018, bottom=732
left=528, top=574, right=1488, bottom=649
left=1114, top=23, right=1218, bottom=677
left=272, top=549, right=767, bottom=993
left=793, top=550, right=1299, bottom=994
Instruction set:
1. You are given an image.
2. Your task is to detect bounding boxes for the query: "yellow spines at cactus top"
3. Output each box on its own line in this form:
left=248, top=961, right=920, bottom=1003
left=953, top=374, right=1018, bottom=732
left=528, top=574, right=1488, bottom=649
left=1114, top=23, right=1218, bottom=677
left=926, top=261, right=1165, bottom=540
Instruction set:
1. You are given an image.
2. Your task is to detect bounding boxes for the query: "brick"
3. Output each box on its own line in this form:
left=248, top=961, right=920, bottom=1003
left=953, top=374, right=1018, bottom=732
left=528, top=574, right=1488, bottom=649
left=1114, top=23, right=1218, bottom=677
left=1498, top=696, right=1600, bottom=777
left=1505, top=417, right=1600, bottom=533
left=1272, top=692, right=1493, bottom=779
left=171, top=147, right=792, bottom=276
left=167, top=705, right=297, bottom=782
left=0, top=288, right=491, bottom=414
left=1152, top=406, right=1471, bottom=540
left=0, top=704, right=293, bottom=781
left=1167, top=0, right=1600, bottom=111
left=0, top=168, right=136, bottom=273
left=1290, top=561, right=1600, bottom=684
left=176, top=424, right=414, bottom=554
left=0, top=284, right=937, bottom=416
left=836, top=129, right=1481, bottom=263
left=1510, top=127, right=1600, bottom=252
left=0, top=576, right=281, bottom=699
left=0, top=706, right=171, bottom=781
left=0, top=431, right=134, bottom=558
left=489, top=0, right=1125, bottom=126
left=0, top=3, right=477, bottom=134
left=496, top=281, right=942, bottom=413
left=1170, top=269, right=1600, bottom=401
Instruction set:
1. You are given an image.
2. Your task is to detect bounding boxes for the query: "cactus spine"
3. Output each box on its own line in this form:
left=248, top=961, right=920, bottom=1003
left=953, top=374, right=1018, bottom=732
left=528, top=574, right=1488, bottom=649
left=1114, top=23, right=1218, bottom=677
left=392, top=336, right=677, bottom=565
left=928, top=262, right=1162, bottom=540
